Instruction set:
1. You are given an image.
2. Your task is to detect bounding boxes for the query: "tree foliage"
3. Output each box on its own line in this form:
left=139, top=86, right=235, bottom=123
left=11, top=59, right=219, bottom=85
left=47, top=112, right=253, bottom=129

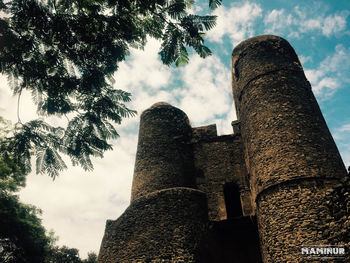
left=0, top=190, right=98, bottom=263
left=0, top=0, right=221, bottom=178
left=0, top=189, right=97, bottom=263
left=46, top=248, right=98, bottom=263
left=0, top=161, right=96, bottom=262
left=0, top=192, right=54, bottom=263
left=0, top=122, right=97, bottom=263
left=83, top=252, right=98, bottom=263
left=0, top=125, right=52, bottom=263
left=46, top=246, right=82, bottom=263
left=0, top=117, right=26, bottom=192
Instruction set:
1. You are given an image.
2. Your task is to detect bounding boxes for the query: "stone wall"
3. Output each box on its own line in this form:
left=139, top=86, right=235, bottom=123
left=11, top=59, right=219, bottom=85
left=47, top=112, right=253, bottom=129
left=98, top=35, right=348, bottom=263
left=98, top=188, right=208, bottom=263
left=232, top=35, right=348, bottom=262
left=99, top=102, right=260, bottom=262
left=323, top=174, right=350, bottom=262
left=257, top=179, right=340, bottom=262
left=192, top=128, right=252, bottom=220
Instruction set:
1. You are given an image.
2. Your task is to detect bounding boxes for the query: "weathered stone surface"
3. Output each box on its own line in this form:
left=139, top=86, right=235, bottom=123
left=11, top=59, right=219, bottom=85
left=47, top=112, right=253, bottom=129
left=131, top=103, right=195, bottom=202
left=257, top=179, right=339, bottom=262
left=232, top=35, right=346, bottom=195
left=98, top=35, right=348, bottom=263
left=193, top=133, right=251, bottom=220
left=98, top=188, right=208, bottom=263
left=232, top=35, right=348, bottom=262
left=192, top=124, right=217, bottom=143
left=323, top=175, right=350, bottom=262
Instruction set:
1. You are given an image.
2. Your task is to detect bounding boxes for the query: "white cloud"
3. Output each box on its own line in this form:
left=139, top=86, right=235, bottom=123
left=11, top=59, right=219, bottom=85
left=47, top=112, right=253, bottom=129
left=303, top=18, right=322, bottom=31
left=19, top=128, right=136, bottom=257
left=207, top=2, right=262, bottom=45
left=174, top=54, right=234, bottom=134
left=311, top=76, right=340, bottom=98
left=322, top=14, right=347, bottom=37
left=116, top=38, right=236, bottom=134
left=305, top=44, right=350, bottom=100
left=299, top=55, right=312, bottom=65
left=264, top=9, right=294, bottom=33
left=337, top=123, right=350, bottom=133
left=116, top=38, right=172, bottom=92
left=115, top=38, right=176, bottom=115
left=320, top=44, right=350, bottom=72
left=263, top=6, right=349, bottom=38
left=333, top=123, right=350, bottom=141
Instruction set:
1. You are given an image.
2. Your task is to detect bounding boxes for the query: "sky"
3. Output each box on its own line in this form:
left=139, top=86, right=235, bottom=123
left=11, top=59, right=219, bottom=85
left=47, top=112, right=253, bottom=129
left=0, top=0, right=349, bottom=259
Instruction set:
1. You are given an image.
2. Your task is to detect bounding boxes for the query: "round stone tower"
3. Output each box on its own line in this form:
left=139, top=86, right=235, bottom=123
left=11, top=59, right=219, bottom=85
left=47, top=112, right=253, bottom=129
left=98, top=103, right=209, bottom=262
left=131, top=102, right=195, bottom=201
left=231, top=35, right=347, bottom=262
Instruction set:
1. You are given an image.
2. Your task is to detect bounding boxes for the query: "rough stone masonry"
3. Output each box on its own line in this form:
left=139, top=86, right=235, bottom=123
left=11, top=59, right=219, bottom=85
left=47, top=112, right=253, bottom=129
left=97, top=35, right=348, bottom=262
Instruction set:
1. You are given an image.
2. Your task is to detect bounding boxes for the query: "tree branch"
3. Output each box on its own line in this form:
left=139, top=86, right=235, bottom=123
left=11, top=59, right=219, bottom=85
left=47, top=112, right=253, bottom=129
left=16, top=87, right=23, bottom=125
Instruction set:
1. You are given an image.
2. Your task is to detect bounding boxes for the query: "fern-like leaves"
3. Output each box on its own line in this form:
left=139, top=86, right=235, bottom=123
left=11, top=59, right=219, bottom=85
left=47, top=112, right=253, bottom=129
left=0, top=0, right=219, bottom=178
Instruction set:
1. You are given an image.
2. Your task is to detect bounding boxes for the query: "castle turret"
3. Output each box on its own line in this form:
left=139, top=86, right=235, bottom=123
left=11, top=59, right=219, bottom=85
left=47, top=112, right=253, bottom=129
left=98, top=103, right=208, bottom=263
left=231, top=35, right=347, bottom=262
left=98, top=35, right=347, bottom=263
left=131, top=102, right=195, bottom=201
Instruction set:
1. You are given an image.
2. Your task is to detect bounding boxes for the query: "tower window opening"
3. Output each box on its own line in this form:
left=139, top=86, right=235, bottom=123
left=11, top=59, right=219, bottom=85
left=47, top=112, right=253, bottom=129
left=223, top=182, right=243, bottom=218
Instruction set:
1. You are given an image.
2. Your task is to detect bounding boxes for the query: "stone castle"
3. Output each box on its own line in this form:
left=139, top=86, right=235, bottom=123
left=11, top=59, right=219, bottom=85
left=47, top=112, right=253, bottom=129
left=97, top=35, right=348, bottom=262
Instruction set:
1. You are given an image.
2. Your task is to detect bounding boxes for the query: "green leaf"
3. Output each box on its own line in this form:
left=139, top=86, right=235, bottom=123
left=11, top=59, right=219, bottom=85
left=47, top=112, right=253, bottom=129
left=36, top=147, right=67, bottom=179
left=195, top=44, right=212, bottom=58
left=209, top=0, right=222, bottom=9
left=184, top=0, right=195, bottom=8
left=1, top=0, right=219, bottom=176
left=198, top=15, right=217, bottom=31
left=167, top=0, right=186, bottom=19
left=175, top=45, right=189, bottom=66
